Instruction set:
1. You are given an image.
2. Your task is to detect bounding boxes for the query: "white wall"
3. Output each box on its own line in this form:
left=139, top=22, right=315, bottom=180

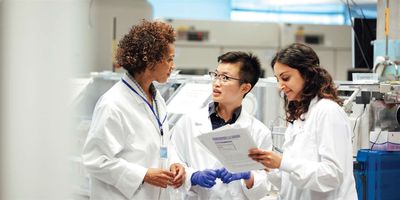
left=280, top=23, right=352, bottom=81
left=0, top=0, right=89, bottom=199
left=169, top=19, right=352, bottom=80
left=87, top=0, right=152, bottom=74
left=168, top=19, right=281, bottom=77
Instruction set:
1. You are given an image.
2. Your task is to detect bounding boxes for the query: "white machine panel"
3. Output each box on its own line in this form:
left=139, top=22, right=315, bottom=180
left=316, top=49, right=335, bottom=78
left=168, top=19, right=353, bottom=80
left=281, top=23, right=352, bottom=48
left=167, top=19, right=281, bottom=75
left=222, top=47, right=278, bottom=77
left=175, top=46, right=221, bottom=71
left=336, top=50, right=353, bottom=81
left=169, top=19, right=281, bottom=47
left=281, top=23, right=352, bottom=80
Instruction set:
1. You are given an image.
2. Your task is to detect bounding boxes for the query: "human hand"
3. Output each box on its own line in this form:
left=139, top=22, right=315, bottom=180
left=248, top=148, right=282, bottom=169
left=144, top=168, right=175, bottom=188
left=190, top=169, right=218, bottom=188
left=169, top=163, right=186, bottom=188
left=216, top=168, right=250, bottom=184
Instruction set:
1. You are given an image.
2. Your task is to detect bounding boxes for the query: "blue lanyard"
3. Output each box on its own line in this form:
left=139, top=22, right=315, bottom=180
left=121, top=78, right=167, bottom=136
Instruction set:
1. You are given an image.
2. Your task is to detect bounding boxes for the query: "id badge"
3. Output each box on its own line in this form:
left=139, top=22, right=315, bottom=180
left=160, top=146, right=168, bottom=159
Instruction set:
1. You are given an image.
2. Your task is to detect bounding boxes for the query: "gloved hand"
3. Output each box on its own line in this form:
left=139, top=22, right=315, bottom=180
left=191, top=169, right=218, bottom=188
left=216, top=168, right=251, bottom=184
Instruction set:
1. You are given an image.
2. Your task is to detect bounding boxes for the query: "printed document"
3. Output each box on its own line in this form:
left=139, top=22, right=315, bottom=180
left=197, top=125, right=265, bottom=172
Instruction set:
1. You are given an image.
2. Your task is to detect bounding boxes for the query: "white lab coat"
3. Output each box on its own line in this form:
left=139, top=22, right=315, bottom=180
left=171, top=106, right=272, bottom=200
left=82, top=74, right=175, bottom=200
left=267, top=97, right=358, bottom=200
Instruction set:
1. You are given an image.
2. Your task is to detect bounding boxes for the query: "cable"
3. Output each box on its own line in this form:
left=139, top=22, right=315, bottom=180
left=370, top=129, right=382, bottom=150
left=350, top=0, right=375, bottom=56
left=350, top=0, right=370, bottom=20
left=352, top=103, right=367, bottom=143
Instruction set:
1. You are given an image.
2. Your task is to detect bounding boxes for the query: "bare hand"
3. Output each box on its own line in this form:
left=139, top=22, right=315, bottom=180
left=144, top=168, right=175, bottom=188
left=169, top=163, right=186, bottom=188
left=248, top=148, right=282, bottom=169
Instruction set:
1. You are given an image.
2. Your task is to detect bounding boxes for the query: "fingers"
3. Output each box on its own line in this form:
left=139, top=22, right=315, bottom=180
left=144, top=168, right=175, bottom=188
left=230, top=173, right=242, bottom=182
left=204, top=176, right=216, bottom=188
left=248, top=148, right=266, bottom=157
left=219, top=168, right=228, bottom=178
left=218, top=168, right=239, bottom=184
left=249, top=149, right=270, bottom=160
left=170, top=164, right=177, bottom=176
left=249, top=150, right=282, bottom=169
left=220, top=171, right=232, bottom=183
left=171, top=165, right=185, bottom=188
left=248, top=148, right=263, bottom=154
left=161, top=170, right=175, bottom=180
left=157, top=171, right=175, bottom=188
left=206, top=169, right=218, bottom=176
left=169, top=164, right=180, bottom=180
left=154, top=181, right=169, bottom=188
left=204, top=169, right=218, bottom=187
left=170, top=177, right=183, bottom=188
left=173, top=166, right=184, bottom=181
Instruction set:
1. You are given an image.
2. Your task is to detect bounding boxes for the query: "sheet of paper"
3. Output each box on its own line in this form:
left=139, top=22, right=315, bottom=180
left=197, top=125, right=265, bottom=172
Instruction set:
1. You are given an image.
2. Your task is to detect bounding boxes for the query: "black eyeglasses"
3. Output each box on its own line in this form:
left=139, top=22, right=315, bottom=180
left=208, top=71, right=242, bottom=83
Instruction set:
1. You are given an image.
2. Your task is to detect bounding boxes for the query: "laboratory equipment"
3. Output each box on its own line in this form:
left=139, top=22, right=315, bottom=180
left=354, top=149, right=400, bottom=200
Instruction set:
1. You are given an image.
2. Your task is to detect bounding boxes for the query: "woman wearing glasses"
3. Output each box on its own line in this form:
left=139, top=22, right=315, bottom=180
left=249, top=43, right=357, bottom=200
left=171, top=51, right=272, bottom=199
left=82, top=20, right=185, bottom=200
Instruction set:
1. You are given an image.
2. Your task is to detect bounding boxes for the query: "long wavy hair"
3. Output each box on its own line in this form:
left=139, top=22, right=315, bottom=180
left=271, top=43, right=343, bottom=122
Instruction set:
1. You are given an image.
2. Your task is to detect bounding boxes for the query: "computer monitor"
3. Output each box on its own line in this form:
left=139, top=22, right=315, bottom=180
left=352, top=18, right=376, bottom=69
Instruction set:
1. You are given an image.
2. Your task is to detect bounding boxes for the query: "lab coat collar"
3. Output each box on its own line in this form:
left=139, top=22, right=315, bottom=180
left=291, top=96, right=319, bottom=133
left=194, top=106, right=214, bottom=134
left=194, top=105, right=252, bottom=135
left=121, top=73, right=167, bottom=132
left=208, top=102, right=242, bottom=128
left=121, top=73, right=160, bottom=107
left=299, top=96, right=319, bottom=121
left=234, top=108, right=252, bottom=128
left=121, top=73, right=146, bottom=105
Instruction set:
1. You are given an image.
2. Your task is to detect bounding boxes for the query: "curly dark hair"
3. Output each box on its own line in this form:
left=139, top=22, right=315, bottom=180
left=271, top=43, right=343, bottom=122
left=116, top=19, right=175, bottom=75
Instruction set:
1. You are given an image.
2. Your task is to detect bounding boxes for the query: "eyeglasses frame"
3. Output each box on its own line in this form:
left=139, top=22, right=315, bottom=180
left=208, top=71, right=245, bottom=83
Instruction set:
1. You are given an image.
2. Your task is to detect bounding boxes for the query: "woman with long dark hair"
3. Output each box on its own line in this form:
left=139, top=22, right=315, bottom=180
left=249, top=43, right=357, bottom=200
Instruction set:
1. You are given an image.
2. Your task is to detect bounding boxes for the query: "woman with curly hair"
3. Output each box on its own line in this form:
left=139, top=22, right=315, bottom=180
left=249, top=43, right=357, bottom=199
left=82, top=20, right=185, bottom=200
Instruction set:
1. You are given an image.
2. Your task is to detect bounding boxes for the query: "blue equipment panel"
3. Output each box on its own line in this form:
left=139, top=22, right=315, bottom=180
left=354, top=149, right=400, bottom=200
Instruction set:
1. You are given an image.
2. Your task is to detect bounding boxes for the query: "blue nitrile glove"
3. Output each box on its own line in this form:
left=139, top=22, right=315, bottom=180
left=191, top=169, right=218, bottom=188
left=216, top=168, right=231, bottom=183
left=217, top=168, right=251, bottom=184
